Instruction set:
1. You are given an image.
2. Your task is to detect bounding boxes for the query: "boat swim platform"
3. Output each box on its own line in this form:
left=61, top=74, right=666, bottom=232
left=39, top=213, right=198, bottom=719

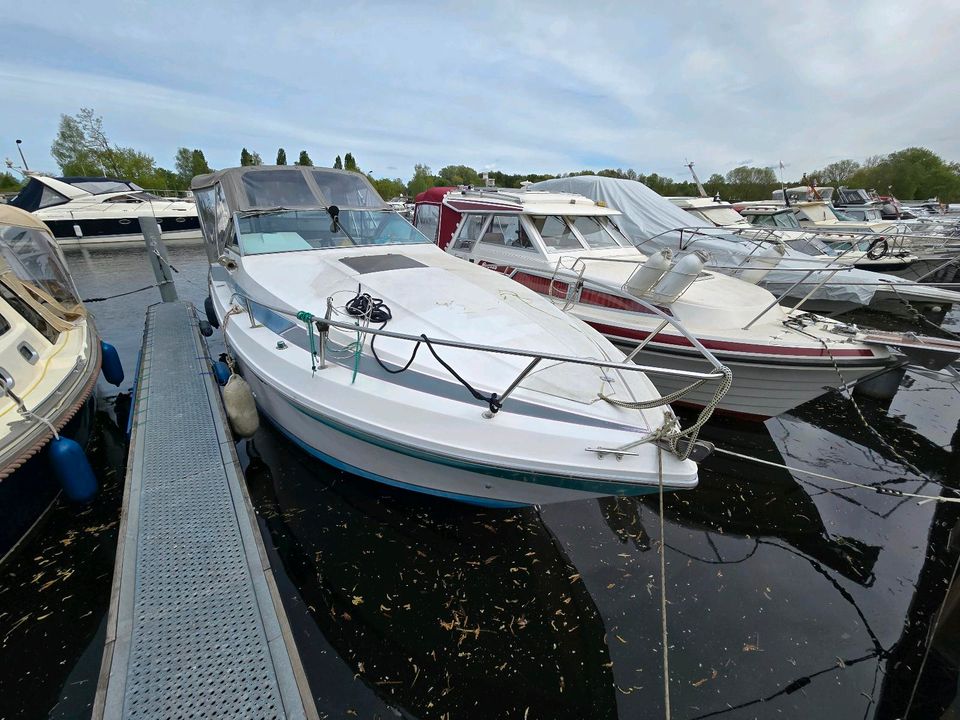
left=93, top=301, right=317, bottom=720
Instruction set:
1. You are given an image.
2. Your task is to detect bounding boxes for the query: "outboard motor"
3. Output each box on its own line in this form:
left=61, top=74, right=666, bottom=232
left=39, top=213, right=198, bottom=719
left=623, top=249, right=673, bottom=297
left=648, top=250, right=710, bottom=304
left=738, top=242, right=786, bottom=285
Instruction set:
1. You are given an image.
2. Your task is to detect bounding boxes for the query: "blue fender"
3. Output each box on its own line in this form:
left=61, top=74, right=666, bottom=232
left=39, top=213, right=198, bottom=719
left=100, top=341, right=124, bottom=386
left=49, top=437, right=98, bottom=502
left=212, top=361, right=231, bottom=386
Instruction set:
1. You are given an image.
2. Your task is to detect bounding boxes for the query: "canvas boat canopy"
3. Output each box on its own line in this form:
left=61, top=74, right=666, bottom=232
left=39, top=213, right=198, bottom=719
left=191, top=165, right=389, bottom=214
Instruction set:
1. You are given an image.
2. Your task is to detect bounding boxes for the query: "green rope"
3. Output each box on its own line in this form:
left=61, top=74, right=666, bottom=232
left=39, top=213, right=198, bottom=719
left=296, top=310, right=318, bottom=374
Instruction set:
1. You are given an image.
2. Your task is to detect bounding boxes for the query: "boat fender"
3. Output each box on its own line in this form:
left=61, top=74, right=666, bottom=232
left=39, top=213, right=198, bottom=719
left=100, top=341, right=125, bottom=386
left=204, top=295, right=220, bottom=329
left=198, top=320, right=214, bottom=337
left=738, top=243, right=786, bottom=285
left=49, top=436, right=98, bottom=502
left=623, top=248, right=673, bottom=297
left=212, top=360, right=231, bottom=386
left=223, top=374, right=259, bottom=438
left=648, top=250, right=710, bottom=303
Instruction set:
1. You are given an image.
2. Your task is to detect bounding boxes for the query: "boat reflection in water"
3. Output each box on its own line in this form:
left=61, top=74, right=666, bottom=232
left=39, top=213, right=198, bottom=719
left=241, top=423, right=619, bottom=720
left=240, top=353, right=960, bottom=719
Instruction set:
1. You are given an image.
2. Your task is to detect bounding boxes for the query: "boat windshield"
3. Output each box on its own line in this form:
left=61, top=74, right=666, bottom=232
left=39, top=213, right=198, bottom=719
left=529, top=215, right=630, bottom=253
left=0, top=224, right=82, bottom=312
left=831, top=207, right=857, bottom=222
left=236, top=209, right=430, bottom=255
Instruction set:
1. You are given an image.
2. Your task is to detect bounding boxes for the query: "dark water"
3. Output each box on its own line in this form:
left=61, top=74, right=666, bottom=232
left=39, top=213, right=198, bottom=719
left=0, top=242, right=958, bottom=719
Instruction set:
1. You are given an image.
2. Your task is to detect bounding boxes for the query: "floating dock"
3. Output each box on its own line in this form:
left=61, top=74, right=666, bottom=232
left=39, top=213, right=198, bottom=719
left=93, top=302, right=317, bottom=719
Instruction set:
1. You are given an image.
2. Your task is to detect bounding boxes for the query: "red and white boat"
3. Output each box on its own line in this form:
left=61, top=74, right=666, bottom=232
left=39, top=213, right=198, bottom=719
left=414, top=187, right=897, bottom=420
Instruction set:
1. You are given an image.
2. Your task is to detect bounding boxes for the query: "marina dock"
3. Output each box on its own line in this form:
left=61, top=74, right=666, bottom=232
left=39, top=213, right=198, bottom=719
left=92, top=301, right=316, bottom=719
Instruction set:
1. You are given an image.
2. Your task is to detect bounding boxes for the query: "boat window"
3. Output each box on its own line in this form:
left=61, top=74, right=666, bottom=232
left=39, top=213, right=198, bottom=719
left=530, top=216, right=583, bottom=252
left=67, top=180, right=136, bottom=194
left=103, top=193, right=144, bottom=204
left=480, top=215, right=534, bottom=250
left=0, top=282, right=59, bottom=344
left=39, top=186, right=68, bottom=209
left=0, top=313, right=9, bottom=336
left=831, top=207, right=857, bottom=222
left=0, top=225, right=81, bottom=312
left=749, top=214, right=776, bottom=227
left=215, top=183, right=236, bottom=249
left=311, top=171, right=382, bottom=208
left=236, top=209, right=429, bottom=255
left=242, top=170, right=318, bottom=208
left=789, top=238, right=835, bottom=255
left=452, top=214, right=487, bottom=250
left=773, top=212, right=801, bottom=229
left=568, top=216, right=623, bottom=249
left=414, top=204, right=440, bottom=242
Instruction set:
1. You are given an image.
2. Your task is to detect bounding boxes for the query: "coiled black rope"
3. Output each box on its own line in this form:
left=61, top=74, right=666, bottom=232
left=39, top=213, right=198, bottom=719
left=345, top=285, right=392, bottom=324
left=346, top=285, right=501, bottom=414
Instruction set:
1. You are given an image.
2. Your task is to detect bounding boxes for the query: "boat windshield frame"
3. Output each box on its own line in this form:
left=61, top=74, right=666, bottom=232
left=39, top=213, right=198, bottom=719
left=0, top=222, right=83, bottom=314
left=233, top=208, right=432, bottom=256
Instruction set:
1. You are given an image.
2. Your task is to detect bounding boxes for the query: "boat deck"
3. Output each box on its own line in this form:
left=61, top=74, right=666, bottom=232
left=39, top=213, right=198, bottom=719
left=93, top=302, right=316, bottom=719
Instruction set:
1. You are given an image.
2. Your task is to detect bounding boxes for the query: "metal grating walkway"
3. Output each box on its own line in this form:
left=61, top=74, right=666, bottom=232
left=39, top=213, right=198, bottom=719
left=94, top=302, right=316, bottom=720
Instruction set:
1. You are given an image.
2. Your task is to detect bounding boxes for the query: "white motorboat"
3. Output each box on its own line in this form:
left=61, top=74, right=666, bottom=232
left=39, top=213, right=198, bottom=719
left=526, top=176, right=960, bottom=316
left=193, top=166, right=721, bottom=506
left=0, top=205, right=104, bottom=559
left=8, top=174, right=201, bottom=246
left=413, top=186, right=897, bottom=420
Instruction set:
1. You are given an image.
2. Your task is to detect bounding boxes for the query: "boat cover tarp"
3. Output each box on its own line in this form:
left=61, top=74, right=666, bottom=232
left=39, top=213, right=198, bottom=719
left=527, top=176, right=907, bottom=306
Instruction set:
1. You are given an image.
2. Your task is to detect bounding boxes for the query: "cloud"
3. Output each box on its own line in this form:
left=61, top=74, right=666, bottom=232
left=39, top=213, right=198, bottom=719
left=1, top=0, right=958, bottom=181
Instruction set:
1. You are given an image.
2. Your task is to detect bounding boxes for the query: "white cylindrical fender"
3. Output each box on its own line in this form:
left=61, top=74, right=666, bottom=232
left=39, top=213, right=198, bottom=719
left=648, top=250, right=709, bottom=303
left=223, top=374, right=259, bottom=438
left=623, top=248, right=673, bottom=297
left=738, top=242, right=786, bottom=284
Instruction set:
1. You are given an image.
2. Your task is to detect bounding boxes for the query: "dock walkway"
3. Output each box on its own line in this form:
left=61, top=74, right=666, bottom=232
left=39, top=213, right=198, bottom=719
left=93, top=302, right=316, bottom=719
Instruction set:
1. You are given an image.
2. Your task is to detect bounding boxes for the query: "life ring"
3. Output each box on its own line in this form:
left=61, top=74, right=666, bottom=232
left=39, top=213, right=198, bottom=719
left=866, top=237, right=889, bottom=260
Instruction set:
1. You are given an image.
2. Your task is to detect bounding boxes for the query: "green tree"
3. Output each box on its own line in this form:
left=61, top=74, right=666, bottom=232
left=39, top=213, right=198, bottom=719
left=344, top=153, right=358, bottom=172
left=175, top=148, right=211, bottom=183
left=0, top=172, right=22, bottom=192
left=240, top=148, right=254, bottom=166
left=51, top=113, right=100, bottom=175
left=848, top=147, right=960, bottom=201
left=438, top=164, right=480, bottom=186
left=817, top=159, right=861, bottom=187
left=723, top=165, right=778, bottom=200
left=369, top=176, right=406, bottom=200
left=276, top=148, right=287, bottom=165
left=334, top=155, right=343, bottom=169
left=296, top=150, right=313, bottom=166
left=407, top=164, right=439, bottom=196
left=250, top=151, right=263, bottom=166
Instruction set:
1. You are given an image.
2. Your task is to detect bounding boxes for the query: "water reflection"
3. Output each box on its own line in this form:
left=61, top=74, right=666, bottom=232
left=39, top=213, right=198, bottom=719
left=243, top=424, right=618, bottom=719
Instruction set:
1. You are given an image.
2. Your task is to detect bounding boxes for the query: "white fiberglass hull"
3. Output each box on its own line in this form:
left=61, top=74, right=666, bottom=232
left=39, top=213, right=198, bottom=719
left=54, top=227, right=203, bottom=248
left=615, top=344, right=890, bottom=420
left=242, top=363, right=677, bottom=507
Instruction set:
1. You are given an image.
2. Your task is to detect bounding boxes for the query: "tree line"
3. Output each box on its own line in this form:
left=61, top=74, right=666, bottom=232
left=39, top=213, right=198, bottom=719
left=9, top=108, right=960, bottom=204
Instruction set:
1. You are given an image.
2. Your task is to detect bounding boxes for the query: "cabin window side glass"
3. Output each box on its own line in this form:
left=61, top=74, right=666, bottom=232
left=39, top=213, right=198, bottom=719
left=311, top=171, right=382, bottom=209
left=530, top=216, right=583, bottom=252
left=567, top=216, right=622, bottom=249
left=452, top=215, right=488, bottom=250
left=0, top=283, right=59, bottom=344
left=414, top=204, right=440, bottom=242
left=480, top=215, right=534, bottom=251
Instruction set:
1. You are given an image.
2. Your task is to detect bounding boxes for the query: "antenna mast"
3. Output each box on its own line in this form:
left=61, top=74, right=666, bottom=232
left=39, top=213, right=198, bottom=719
left=685, top=160, right=707, bottom=198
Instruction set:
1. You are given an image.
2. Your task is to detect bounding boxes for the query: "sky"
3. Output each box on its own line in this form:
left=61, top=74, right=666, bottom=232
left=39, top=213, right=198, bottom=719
left=2, top=0, right=959, bottom=182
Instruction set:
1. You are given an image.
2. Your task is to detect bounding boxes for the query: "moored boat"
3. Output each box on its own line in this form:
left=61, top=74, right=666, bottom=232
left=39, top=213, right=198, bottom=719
left=194, top=166, right=722, bottom=506
left=414, top=186, right=897, bottom=420
left=0, top=205, right=103, bottom=560
left=8, top=174, right=201, bottom=247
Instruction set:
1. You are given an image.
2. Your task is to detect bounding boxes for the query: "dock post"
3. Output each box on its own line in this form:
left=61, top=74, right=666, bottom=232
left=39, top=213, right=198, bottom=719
left=140, top=215, right=179, bottom=303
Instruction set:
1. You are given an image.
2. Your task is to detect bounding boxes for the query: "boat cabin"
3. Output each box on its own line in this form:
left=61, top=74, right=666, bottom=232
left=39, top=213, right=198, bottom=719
left=9, top=175, right=156, bottom=212
left=413, top=187, right=634, bottom=265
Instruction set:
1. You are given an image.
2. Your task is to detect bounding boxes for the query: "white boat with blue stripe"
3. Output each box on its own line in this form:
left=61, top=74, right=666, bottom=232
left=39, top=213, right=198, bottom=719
left=192, top=166, right=727, bottom=507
